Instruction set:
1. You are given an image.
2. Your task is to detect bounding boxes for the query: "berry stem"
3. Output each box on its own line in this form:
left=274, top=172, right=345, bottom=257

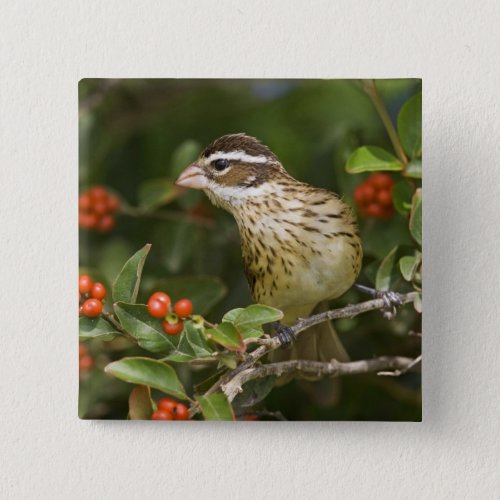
left=362, top=79, right=409, bottom=168
left=119, top=204, right=215, bottom=229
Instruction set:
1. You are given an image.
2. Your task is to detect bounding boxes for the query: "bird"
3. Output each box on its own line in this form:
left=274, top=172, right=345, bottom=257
left=176, top=133, right=362, bottom=370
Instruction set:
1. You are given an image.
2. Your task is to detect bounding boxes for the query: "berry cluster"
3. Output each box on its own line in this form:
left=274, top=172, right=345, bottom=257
left=152, top=397, right=189, bottom=420
left=146, top=291, right=193, bottom=336
left=79, top=275, right=106, bottom=317
left=79, top=343, right=94, bottom=372
left=354, top=173, right=395, bottom=219
left=79, top=186, right=120, bottom=232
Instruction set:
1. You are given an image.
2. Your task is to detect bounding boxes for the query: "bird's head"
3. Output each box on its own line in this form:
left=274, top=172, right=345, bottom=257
left=175, top=134, right=286, bottom=211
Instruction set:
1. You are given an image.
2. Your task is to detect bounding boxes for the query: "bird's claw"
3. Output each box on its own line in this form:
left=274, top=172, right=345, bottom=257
left=273, top=323, right=296, bottom=349
left=355, top=284, right=404, bottom=320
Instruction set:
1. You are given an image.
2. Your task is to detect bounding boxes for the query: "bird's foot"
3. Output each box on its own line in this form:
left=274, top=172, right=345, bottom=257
left=355, top=284, right=404, bottom=320
left=272, top=322, right=296, bottom=349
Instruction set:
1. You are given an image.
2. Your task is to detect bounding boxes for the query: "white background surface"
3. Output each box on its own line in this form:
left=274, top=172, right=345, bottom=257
left=1, top=1, right=499, bottom=498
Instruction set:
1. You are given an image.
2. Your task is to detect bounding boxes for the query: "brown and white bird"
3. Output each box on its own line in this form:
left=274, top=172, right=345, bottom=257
left=176, top=133, right=362, bottom=366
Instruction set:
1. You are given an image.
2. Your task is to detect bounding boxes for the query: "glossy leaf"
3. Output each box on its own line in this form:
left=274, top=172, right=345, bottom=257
left=166, top=322, right=214, bottom=362
left=196, top=393, right=235, bottom=421
left=397, top=92, right=422, bottom=159
left=376, top=246, right=399, bottom=291
left=405, top=159, right=422, bottom=179
left=152, top=276, right=227, bottom=315
left=224, top=304, right=283, bottom=339
left=346, top=146, right=403, bottom=174
left=79, top=316, right=119, bottom=341
left=105, top=357, right=187, bottom=400
left=399, top=253, right=421, bottom=282
left=114, top=302, right=176, bottom=353
left=392, top=180, right=414, bottom=215
left=232, top=376, right=276, bottom=408
left=138, top=178, right=179, bottom=211
left=112, top=244, right=151, bottom=304
left=206, top=322, right=245, bottom=352
left=409, top=189, right=422, bottom=246
left=128, top=385, right=153, bottom=420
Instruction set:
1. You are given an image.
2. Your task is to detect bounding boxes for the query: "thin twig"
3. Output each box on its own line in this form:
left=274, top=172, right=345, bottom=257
left=362, top=79, right=408, bottom=167
left=188, top=291, right=418, bottom=417
left=378, top=354, right=422, bottom=377
left=120, top=205, right=215, bottom=229
left=222, top=356, right=416, bottom=402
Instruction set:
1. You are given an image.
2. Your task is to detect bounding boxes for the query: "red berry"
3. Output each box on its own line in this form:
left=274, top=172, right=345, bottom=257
left=147, top=298, right=168, bottom=319
left=174, top=299, right=193, bottom=318
left=355, top=183, right=376, bottom=206
left=79, top=275, right=93, bottom=294
left=174, top=403, right=189, bottom=420
left=376, top=189, right=393, bottom=207
left=369, top=173, right=393, bottom=190
left=93, top=200, right=108, bottom=216
left=150, top=292, right=171, bottom=308
left=79, top=354, right=94, bottom=370
left=106, top=194, right=120, bottom=213
left=97, top=215, right=115, bottom=232
left=162, top=319, right=184, bottom=336
left=364, top=203, right=385, bottom=218
left=88, top=186, right=108, bottom=201
left=79, top=212, right=98, bottom=229
left=81, top=298, right=103, bottom=317
left=152, top=409, right=174, bottom=421
left=158, top=398, right=177, bottom=413
left=90, top=282, right=106, bottom=300
left=78, top=193, right=92, bottom=212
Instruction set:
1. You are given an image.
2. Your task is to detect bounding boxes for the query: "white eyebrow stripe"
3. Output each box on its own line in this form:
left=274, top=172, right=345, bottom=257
left=206, top=151, right=270, bottom=164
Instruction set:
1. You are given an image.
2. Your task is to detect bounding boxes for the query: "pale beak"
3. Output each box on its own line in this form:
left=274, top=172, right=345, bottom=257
left=175, top=164, right=209, bottom=190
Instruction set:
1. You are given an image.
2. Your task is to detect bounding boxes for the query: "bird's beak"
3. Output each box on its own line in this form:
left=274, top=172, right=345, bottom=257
left=175, top=164, right=209, bottom=190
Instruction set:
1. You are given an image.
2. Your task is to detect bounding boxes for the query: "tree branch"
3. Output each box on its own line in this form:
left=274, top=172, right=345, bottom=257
left=222, top=356, right=417, bottom=402
left=188, top=290, right=419, bottom=417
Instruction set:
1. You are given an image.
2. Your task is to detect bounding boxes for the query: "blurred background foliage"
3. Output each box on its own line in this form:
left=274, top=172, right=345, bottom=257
left=79, top=79, right=421, bottom=421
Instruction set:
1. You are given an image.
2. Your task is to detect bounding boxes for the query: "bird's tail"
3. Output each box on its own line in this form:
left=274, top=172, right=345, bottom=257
left=272, top=301, right=349, bottom=384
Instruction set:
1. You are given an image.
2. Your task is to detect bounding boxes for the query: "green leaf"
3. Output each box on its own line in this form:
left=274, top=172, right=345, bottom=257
left=405, top=159, right=422, bottom=179
left=185, top=323, right=214, bottom=357
left=128, top=385, right=153, bottom=420
left=196, top=393, right=235, bottom=421
left=164, top=334, right=197, bottom=363
left=105, top=357, right=187, bottom=400
left=166, top=321, right=215, bottom=362
left=232, top=376, right=276, bottom=408
left=112, top=244, right=151, bottom=304
left=170, top=140, right=201, bottom=178
left=79, top=316, right=119, bottom=341
left=206, top=322, right=245, bottom=352
left=114, top=302, right=176, bottom=353
left=346, top=146, right=403, bottom=174
left=399, top=254, right=420, bottom=281
left=224, top=304, right=283, bottom=339
left=397, top=92, right=422, bottom=159
left=152, top=276, right=227, bottom=316
left=137, top=178, right=178, bottom=211
left=409, top=189, right=422, bottom=246
left=392, top=180, right=414, bottom=216
left=218, top=353, right=238, bottom=369
left=376, top=246, right=400, bottom=291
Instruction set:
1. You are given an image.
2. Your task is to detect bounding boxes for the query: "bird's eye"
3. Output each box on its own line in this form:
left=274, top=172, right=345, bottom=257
left=213, top=158, right=229, bottom=171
